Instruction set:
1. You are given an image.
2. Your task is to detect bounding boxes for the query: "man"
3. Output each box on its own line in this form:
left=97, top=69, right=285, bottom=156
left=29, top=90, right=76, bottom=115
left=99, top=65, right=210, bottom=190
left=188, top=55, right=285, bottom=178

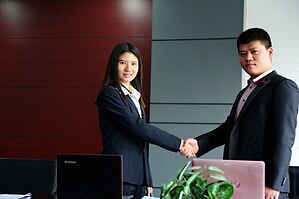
left=188, top=28, right=299, bottom=199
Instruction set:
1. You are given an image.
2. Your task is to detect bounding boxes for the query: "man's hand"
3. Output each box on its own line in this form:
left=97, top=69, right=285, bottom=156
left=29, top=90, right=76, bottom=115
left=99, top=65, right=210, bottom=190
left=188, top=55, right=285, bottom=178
left=179, top=138, right=199, bottom=158
left=265, top=186, right=279, bottom=199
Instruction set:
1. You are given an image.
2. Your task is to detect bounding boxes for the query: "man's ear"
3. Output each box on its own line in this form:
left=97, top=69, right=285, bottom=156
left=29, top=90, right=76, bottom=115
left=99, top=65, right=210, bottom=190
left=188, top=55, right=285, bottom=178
left=268, top=47, right=274, bottom=59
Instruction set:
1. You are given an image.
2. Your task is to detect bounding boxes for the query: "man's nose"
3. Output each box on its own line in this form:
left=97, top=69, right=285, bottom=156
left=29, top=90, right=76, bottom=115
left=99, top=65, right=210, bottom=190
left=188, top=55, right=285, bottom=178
left=246, top=53, right=253, bottom=61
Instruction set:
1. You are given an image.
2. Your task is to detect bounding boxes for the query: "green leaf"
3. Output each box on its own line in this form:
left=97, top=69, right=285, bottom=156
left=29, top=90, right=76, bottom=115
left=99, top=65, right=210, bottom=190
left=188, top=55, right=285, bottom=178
left=208, top=166, right=225, bottom=174
left=208, top=173, right=227, bottom=181
left=188, top=165, right=202, bottom=172
left=178, top=190, right=184, bottom=199
left=184, top=172, right=201, bottom=196
left=170, top=186, right=184, bottom=199
left=217, top=182, right=234, bottom=199
left=161, top=162, right=235, bottom=199
left=189, top=184, right=202, bottom=198
left=206, top=189, right=216, bottom=199
left=184, top=172, right=194, bottom=179
left=160, top=178, right=176, bottom=197
left=206, top=182, right=220, bottom=196
left=176, top=161, right=191, bottom=180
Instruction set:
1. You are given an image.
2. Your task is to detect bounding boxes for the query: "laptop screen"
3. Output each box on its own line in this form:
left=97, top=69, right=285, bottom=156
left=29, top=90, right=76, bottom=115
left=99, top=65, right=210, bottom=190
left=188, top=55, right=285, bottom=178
left=57, top=154, right=123, bottom=199
left=192, top=159, right=265, bottom=199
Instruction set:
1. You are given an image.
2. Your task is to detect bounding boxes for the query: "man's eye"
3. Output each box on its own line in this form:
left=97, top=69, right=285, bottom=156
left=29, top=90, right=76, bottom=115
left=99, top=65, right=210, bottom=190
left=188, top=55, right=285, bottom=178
left=239, top=52, right=246, bottom=57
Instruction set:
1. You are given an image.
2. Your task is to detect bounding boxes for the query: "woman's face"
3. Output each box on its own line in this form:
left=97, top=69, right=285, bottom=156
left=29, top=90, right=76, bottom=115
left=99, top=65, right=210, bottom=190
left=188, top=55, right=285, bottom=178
left=117, top=52, right=139, bottom=88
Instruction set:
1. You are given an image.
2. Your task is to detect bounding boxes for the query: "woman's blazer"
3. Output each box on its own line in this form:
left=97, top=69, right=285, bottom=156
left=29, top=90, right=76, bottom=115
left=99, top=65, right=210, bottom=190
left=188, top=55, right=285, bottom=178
left=97, top=85, right=181, bottom=186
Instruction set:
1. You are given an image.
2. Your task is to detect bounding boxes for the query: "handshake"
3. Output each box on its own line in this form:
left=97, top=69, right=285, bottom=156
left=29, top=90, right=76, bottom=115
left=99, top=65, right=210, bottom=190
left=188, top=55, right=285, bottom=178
left=179, top=138, right=199, bottom=158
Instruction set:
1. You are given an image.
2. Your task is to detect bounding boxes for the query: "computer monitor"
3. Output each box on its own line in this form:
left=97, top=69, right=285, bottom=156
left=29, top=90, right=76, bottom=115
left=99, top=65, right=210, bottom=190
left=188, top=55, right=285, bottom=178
left=57, top=154, right=123, bottom=199
left=0, top=158, right=57, bottom=194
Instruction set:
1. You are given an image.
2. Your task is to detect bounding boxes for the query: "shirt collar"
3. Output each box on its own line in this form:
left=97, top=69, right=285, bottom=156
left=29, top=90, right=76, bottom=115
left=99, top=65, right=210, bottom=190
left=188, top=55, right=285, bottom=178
left=252, top=68, right=274, bottom=83
left=248, top=68, right=274, bottom=85
left=120, top=84, right=141, bottom=100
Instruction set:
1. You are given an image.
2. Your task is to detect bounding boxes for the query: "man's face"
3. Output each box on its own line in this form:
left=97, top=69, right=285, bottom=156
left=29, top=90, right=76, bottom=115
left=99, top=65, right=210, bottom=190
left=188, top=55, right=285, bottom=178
left=238, top=40, right=273, bottom=78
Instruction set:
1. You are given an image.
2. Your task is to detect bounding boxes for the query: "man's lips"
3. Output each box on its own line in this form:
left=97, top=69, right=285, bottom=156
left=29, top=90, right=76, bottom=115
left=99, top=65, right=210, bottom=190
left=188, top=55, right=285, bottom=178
left=246, top=63, right=255, bottom=68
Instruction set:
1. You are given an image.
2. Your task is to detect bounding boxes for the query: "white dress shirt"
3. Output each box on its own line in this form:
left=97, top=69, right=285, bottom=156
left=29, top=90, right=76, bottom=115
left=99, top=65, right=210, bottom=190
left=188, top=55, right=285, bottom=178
left=121, top=85, right=142, bottom=118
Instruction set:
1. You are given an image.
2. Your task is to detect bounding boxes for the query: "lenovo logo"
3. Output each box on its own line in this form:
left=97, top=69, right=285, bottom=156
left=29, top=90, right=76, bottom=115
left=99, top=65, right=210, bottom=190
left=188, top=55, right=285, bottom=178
left=64, top=160, right=77, bottom=164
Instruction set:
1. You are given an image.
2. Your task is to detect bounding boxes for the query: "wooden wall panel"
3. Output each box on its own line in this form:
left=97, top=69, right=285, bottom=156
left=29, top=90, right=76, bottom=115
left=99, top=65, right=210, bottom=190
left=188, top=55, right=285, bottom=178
left=0, top=1, right=151, bottom=37
left=0, top=0, right=152, bottom=159
left=0, top=38, right=151, bottom=88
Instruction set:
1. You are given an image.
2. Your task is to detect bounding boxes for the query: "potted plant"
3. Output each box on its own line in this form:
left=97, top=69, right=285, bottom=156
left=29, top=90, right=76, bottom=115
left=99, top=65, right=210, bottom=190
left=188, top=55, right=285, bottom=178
left=160, top=161, right=234, bottom=199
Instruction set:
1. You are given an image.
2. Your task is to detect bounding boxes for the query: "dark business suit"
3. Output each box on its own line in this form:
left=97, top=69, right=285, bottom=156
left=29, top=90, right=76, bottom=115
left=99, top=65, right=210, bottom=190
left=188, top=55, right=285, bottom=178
left=97, top=85, right=181, bottom=188
left=195, top=71, right=299, bottom=194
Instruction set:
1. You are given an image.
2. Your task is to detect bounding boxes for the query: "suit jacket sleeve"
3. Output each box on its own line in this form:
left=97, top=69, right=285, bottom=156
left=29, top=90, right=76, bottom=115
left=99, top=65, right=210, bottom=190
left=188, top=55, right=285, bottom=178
left=266, top=79, right=299, bottom=191
left=98, top=86, right=181, bottom=152
left=194, top=86, right=246, bottom=157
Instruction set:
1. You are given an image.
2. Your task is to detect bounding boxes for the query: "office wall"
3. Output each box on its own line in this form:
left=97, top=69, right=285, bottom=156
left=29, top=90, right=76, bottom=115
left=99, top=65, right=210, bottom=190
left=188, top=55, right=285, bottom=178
left=244, top=0, right=299, bottom=166
left=0, top=0, right=152, bottom=159
left=149, top=0, right=244, bottom=194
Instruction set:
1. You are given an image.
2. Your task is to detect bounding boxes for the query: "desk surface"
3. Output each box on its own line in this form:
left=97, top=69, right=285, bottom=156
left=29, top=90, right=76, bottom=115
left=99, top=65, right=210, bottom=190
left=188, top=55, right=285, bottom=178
left=32, top=195, right=56, bottom=199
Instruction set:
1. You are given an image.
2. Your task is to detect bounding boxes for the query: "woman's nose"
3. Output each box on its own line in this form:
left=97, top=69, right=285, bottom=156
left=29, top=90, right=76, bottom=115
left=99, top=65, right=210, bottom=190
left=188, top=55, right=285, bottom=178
left=124, top=63, right=131, bottom=70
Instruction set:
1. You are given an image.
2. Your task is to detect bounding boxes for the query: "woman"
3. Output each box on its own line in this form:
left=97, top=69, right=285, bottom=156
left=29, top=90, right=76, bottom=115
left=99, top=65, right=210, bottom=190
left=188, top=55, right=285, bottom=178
left=95, top=42, right=196, bottom=198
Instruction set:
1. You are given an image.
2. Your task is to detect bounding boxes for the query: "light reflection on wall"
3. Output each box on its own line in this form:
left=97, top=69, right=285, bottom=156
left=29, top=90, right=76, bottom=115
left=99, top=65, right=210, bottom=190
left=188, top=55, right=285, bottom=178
left=1, top=1, right=27, bottom=23
left=121, top=0, right=150, bottom=22
left=0, top=0, right=29, bottom=35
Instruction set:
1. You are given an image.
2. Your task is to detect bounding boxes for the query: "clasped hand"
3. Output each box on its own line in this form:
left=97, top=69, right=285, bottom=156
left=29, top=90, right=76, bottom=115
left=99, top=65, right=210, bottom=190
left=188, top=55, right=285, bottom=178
left=179, top=138, right=199, bottom=158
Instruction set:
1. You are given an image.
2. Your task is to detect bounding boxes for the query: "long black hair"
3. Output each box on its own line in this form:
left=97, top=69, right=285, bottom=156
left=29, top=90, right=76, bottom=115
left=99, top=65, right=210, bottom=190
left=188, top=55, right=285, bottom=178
left=96, top=42, right=145, bottom=108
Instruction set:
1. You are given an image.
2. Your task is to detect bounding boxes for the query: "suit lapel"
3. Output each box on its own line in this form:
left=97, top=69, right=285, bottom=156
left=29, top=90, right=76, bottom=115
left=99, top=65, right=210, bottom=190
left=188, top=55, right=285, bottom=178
left=127, top=97, right=144, bottom=118
left=141, top=106, right=146, bottom=120
left=236, top=71, right=277, bottom=122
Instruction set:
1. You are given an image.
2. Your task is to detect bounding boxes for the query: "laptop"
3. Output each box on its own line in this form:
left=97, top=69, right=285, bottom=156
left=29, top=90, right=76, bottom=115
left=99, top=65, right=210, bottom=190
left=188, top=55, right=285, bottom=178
left=57, top=154, right=123, bottom=199
left=192, top=159, right=265, bottom=199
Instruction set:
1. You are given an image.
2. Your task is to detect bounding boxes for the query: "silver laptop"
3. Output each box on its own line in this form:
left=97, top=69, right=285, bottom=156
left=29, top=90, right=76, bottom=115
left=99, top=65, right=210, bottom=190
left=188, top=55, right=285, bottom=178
left=57, top=154, right=123, bottom=199
left=192, top=159, right=265, bottom=199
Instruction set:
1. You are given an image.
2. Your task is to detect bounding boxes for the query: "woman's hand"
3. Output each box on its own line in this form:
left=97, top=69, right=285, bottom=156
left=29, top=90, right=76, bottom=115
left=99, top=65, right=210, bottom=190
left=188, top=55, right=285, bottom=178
left=146, top=186, right=153, bottom=196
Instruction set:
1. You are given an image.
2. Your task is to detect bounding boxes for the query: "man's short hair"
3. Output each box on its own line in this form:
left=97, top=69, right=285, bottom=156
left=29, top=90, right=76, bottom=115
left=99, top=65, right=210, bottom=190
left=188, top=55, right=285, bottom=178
left=237, top=28, right=272, bottom=50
